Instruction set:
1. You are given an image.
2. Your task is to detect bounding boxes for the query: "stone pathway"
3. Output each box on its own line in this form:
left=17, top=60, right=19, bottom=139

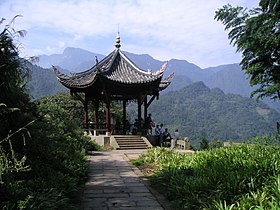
left=81, top=150, right=173, bottom=210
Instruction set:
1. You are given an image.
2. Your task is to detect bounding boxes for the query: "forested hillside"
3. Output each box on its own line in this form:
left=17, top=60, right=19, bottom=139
left=27, top=64, right=66, bottom=99
left=148, top=82, right=279, bottom=146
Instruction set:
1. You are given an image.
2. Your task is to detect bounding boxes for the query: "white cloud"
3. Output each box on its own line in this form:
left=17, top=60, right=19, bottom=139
left=0, top=0, right=259, bottom=68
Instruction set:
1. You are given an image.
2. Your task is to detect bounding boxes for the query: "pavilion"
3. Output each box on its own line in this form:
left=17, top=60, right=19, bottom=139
left=53, top=34, right=173, bottom=135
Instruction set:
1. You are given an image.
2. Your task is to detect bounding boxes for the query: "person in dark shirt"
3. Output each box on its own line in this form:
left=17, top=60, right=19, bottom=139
left=163, top=128, right=172, bottom=146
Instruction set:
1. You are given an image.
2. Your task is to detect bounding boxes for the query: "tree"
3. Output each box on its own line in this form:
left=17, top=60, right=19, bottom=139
left=215, top=0, right=280, bottom=100
left=0, top=16, right=34, bottom=208
left=0, top=17, right=94, bottom=209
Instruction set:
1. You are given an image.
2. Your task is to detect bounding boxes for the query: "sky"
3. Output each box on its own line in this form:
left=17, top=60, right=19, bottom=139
left=0, top=0, right=259, bottom=68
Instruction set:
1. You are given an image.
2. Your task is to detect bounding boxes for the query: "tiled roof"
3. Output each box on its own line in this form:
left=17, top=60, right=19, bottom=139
left=53, top=48, right=172, bottom=91
left=159, top=72, right=174, bottom=90
left=101, top=50, right=163, bottom=84
left=53, top=66, right=98, bottom=88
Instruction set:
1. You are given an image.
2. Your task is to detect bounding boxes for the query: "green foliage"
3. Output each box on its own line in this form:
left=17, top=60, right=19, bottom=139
left=21, top=189, right=73, bottom=210
left=0, top=91, right=95, bottom=209
left=199, top=137, right=209, bottom=150
left=0, top=17, right=35, bottom=208
left=37, top=92, right=85, bottom=127
left=0, top=18, right=96, bottom=209
left=135, top=138, right=280, bottom=209
left=209, top=139, right=224, bottom=149
left=215, top=1, right=280, bottom=100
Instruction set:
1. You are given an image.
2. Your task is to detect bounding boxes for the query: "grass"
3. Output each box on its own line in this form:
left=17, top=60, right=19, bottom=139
left=132, top=137, right=280, bottom=209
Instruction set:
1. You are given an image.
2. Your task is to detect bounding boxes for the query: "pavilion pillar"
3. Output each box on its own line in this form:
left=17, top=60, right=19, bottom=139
left=83, top=99, right=89, bottom=130
left=94, top=100, right=99, bottom=130
left=122, top=100, right=127, bottom=134
left=137, top=97, right=142, bottom=133
left=144, top=96, right=148, bottom=120
left=105, top=102, right=110, bottom=132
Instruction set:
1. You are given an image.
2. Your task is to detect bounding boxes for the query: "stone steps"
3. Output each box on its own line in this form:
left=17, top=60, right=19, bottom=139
left=114, top=135, right=149, bottom=150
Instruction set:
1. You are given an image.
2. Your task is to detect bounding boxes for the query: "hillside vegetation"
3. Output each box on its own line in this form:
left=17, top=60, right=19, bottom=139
left=149, top=82, right=279, bottom=146
left=27, top=64, right=66, bottom=99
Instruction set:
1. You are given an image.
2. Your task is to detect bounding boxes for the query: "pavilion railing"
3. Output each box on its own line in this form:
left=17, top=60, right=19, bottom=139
left=85, top=122, right=152, bottom=136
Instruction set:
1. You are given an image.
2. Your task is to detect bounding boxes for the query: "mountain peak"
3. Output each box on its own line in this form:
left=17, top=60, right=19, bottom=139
left=62, top=47, right=93, bottom=56
left=183, top=81, right=210, bottom=96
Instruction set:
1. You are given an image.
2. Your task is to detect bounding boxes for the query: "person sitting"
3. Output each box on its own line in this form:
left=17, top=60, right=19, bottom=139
left=163, top=128, right=172, bottom=146
left=130, top=119, right=138, bottom=135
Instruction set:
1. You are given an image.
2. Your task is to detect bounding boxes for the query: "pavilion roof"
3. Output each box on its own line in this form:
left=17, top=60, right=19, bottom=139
left=53, top=48, right=170, bottom=89
left=53, top=34, right=174, bottom=100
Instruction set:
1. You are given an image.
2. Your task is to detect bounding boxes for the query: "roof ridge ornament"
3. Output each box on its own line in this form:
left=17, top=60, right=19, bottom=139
left=153, top=62, right=168, bottom=75
left=95, top=56, right=101, bottom=72
left=115, top=31, right=121, bottom=49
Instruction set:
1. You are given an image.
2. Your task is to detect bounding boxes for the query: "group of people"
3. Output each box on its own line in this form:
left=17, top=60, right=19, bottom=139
left=155, top=123, right=180, bottom=148
left=128, top=113, right=180, bottom=148
left=129, top=113, right=155, bottom=135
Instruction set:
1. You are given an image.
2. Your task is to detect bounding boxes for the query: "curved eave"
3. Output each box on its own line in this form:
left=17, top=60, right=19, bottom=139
left=159, top=72, right=174, bottom=91
left=52, top=66, right=98, bottom=89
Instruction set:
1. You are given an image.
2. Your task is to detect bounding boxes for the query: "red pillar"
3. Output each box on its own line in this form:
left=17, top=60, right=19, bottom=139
left=105, top=102, right=110, bottom=132
left=94, top=100, right=99, bottom=130
left=144, top=96, right=148, bottom=120
left=83, top=99, right=89, bottom=129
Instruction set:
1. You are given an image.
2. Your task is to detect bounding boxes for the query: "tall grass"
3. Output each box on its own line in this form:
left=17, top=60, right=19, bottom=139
left=134, top=138, right=280, bottom=209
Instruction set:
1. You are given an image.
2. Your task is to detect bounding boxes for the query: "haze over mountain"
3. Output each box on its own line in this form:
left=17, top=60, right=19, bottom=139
left=38, top=47, right=105, bottom=73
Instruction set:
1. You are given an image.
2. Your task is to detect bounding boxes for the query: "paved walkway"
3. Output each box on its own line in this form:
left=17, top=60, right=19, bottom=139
left=81, top=149, right=173, bottom=210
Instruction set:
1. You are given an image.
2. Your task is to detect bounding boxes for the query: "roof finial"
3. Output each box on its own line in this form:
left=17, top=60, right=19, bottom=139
left=115, top=25, right=121, bottom=49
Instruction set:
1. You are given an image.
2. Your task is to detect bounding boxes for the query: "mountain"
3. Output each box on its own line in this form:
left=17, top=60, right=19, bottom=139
left=123, top=51, right=164, bottom=70
left=148, top=82, right=280, bottom=147
left=167, top=59, right=210, bottom=81
left=203, top=64, right=253, bottom=97
left=202, top=64, right=280, bottom=112
left=37, top=47, right=105, bottom=72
